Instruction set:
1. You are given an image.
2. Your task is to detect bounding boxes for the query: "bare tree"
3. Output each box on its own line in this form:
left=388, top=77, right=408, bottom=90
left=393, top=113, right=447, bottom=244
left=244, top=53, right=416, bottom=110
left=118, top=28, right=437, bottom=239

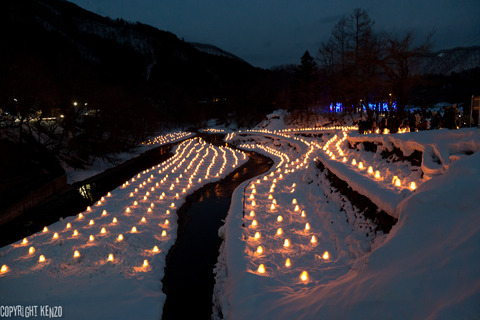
left=381, top=30, right=433, bottom=115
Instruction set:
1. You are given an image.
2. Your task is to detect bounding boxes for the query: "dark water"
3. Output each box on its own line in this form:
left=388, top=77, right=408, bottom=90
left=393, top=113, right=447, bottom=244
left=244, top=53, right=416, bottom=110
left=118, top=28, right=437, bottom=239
left=161, top=151, right=273, bottom=320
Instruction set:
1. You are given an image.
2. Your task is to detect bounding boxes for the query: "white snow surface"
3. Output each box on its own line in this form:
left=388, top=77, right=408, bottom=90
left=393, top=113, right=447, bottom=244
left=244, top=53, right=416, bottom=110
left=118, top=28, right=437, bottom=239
left=0, top=137, right=247, bottom=319
left=215, top=114, right=480, bottom=319
left=1, top=111, right=480, bottom=319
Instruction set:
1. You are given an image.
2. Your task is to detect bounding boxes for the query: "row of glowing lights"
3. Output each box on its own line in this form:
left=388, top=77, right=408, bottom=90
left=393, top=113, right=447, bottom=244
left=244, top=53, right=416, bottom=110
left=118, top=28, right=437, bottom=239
left=0, top=138, right=245, bottom=276
left=142, top=131, right=193, bottom=146
left=277, top=125, right=358, bottom=133
left=322, top=132, right=417, bottom=191
left=239, top=143, right=290, bottom=168
left=245, top=174, right=329, bottom=283
left=364, top=127, right=410, bottom=135
left=201, top=128, right=226, bottom=133
left=0, top=140, right=197, bottom=274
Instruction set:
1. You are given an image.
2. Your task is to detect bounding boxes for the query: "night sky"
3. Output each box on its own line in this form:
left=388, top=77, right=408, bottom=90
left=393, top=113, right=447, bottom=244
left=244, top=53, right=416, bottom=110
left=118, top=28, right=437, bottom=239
left=68, top=0, right=480, bottom=68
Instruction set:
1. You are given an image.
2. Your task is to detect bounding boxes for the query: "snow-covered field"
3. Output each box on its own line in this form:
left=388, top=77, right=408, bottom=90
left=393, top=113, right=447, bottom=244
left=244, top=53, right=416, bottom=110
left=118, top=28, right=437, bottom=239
left=1, top=111, right=480, bottom=319
left=0, top=137, right=247, bottom=319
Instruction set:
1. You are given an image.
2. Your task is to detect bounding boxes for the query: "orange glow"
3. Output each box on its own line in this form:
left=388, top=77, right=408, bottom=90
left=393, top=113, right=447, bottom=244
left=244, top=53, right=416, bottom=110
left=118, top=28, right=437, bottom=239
left=29, top=247, right=35, bottom=254
left=147, top=208, right=152, bottom=213
left=352, top=159, right=357, bottom=165
left=112, top=217, right=117, bottom=223
left=305, top=223, right=310, bottom=231
left=22, top=238, right=28, bottom=245
left=102, top=210, right=107, bottom=216
left=89, top=219, right=94, bottom=226
left=301, top=210, right=306, bottom=217
left=249, top=211, right=255, bottom=217
left=367, top=166, right=373, bottom=174
left=251, top=220, right=258, bottom=227
left=108, top=254, right=114, bottom=262
left=117, top=234, right=124, bottom=241
left=53, top=232, right=59, bottom=239
left=294, top=205, right=300, bottom=212
left=43, top=227, right=48, bottom=233
left=87, top=206, right=92, bottom=212
left=374, top=170, right=381, bottom=179
left=358, top=162, right=364, bottom=170
left=300, top=271, right=308, bottom=282
left=153, top=246, right=159, bottom=253
left=73, top=230, right=79, bottom=237
left=323, top=251, right=330, bottom=260
left=311, top=235, right=317, bottom=243
left=74, top=250, right=80, bottom=258
left=78, top=213, right=83, bottom=219
left=164, top=219, right=170, bottom=226
left=89, top=235, right=95, bottom=241
left=0, top=265, right=8, bottom=273
left=38, top=255, right=46, bottom=263
left=131, top=226, right=137, bottom=233
left=66, top=223, right=71, bottom=229
left=276, top=228, right=283, bottom=236
left=141, top=217, right=146, bottom=223
left=284, top=239, right=290, bottom=247
left=252, top=200, right=256, bottom=206
left=126, top=207, right=131, bottom=213
left=395, top=178, right=401, bottom=187
left=292, top=198, right=297, bottom=204
left=257, top=264, right=265, bottom=274
left=268, top=194, right=273, bottom=199
left=410, top=181, right=416, bottom=190
left=143, top=259, right=149, bottom=267
left=256, top=246, right=263, bottom=254
left=161, top=230, right=167, bottom=237
left=285, top=258, right=291, bottom=267
left=254, top=232, right=261, bottom=239
left=100, top=227, right=106, bottom=234
left=277, top=215, right=283, bottom=222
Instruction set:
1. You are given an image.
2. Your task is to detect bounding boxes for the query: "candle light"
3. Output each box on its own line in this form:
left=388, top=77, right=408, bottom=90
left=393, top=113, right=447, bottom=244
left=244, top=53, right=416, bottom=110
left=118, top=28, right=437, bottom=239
left=73, top=230, right=78, bottom=237
left=284, top=239, right=290, bottom=247
left=162, top=230, right=167, bottom=237
left=249, top=211, right=255, bottom=217
left=74, top=250, right=80, bottom=258
left=256, top=246, right=263, bottom=254
left=112, top=217, right=117, bottom=223
left=100, top=227, right=106, bottom=234
left=285, top=258, right=291, bottom=267
left=323, top=251, right=330, bottom=260
left=22, top=238, right=28, bottom=245
left=29, top=247, right=35, bottom=254
left=254, top=232, right=261, bottom=239
left=257, top=264, right=265, bottom=274
left=277, top=215, right=283, bottom=222
left=305, top=223, right=310, bottom=231
left=153, top=246, right=159, bottom=253
left=131, top=226, right=137, bottom=233
left=0, top=265, right=8, bottom=273
left=300, top=271, right=308, bottom=282
left=117, top=234, right=124, bottom=241
left=311, top=235, right=317, bottom=243
left=53, top=232, right=59, bottom=239
left=143, top=260, right=149, bottom=267
left=38, top=255, right=45, bottom=263
left=410, top=181, right=416, bottom=190
left=276, top=228, right=283, bottom=236
left=89, top=219, right=94, bottom=226
left=89, top=235, right=95, bottom=241
left=108, top=254, right=114, bottom=262
left=43, top=227, right=48, bottom=233
left=251, top=220, right=257, bottom=227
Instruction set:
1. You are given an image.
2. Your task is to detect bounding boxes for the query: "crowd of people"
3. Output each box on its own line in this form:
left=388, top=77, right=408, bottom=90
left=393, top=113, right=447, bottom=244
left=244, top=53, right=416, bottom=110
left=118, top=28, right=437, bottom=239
left=358, top=105, right=468, bottom=134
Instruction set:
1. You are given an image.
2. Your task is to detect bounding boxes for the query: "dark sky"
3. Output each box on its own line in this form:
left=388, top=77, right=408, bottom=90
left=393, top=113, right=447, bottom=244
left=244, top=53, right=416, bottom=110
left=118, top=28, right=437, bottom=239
left=69, top=0, right=480, bottom=68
